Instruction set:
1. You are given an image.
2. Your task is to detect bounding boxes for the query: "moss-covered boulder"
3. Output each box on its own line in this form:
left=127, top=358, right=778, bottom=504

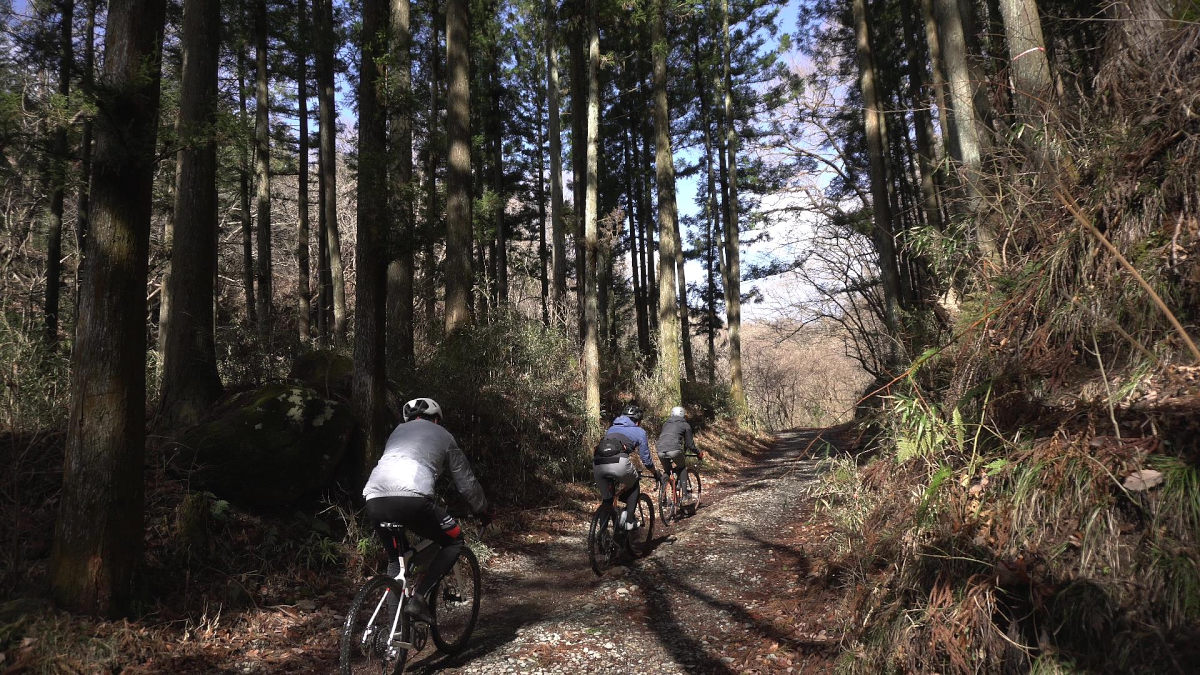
left=289, top=349, right=353, bottom=399
left=175, top=383, right=356, bottom=507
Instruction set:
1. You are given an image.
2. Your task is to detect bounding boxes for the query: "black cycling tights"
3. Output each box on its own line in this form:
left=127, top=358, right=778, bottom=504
left=365, top=496, right=464, bottom=597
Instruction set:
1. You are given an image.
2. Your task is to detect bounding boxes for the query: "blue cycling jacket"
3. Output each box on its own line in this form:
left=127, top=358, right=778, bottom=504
left=603, top=415, right=654, bottom=469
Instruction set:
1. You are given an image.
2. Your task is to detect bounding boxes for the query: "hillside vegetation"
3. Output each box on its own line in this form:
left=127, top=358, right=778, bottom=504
left=795, top=13, right=1200, bottom=673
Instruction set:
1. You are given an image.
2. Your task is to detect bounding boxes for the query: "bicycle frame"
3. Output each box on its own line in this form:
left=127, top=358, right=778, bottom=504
left=371, top=525, right=436, bottom=650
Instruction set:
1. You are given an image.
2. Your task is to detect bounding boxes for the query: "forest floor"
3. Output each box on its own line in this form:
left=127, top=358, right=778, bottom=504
left=3, top=425, right=859, bottom=674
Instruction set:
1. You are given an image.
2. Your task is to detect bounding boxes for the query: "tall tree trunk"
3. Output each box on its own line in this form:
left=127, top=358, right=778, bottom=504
left=355, top=0, right=389, bottom=473
left=315, top=0, right=345, bottom=343
left=720, top=0, right=746, bottom=411
left=297, top=0, right=312, bottom=341
left=625, top=124, right=650, bottom=358
left=490, top=69, right=507, bottom=307
left=444, top=0, right=472, bottom=332
left=546, top=0, right=566, bottom=315
left=997, top=0, right=1054, bottom=142
left=936, top=0, right=996, bottom=256
left=581, top=0, right=601, bottom=424
left=852, top=0, right=903, bottom=337
left=537, top=76, right=550, bottom=326
left=652, top=0, right=681, bottom=407
left=921, top=0, right=956, bottom=161
left=50, top=0, right=167, bottom=616
left=423, top=8, right=440, bottom=332
left=389, top=0, right=414, bottom=366
left=698, top=48, right=720, bottom=385
left=638, top=114, right=658, bottom=339
left=570, top=30, right=587, bottom=340
left=160, top=0, right=222, bottom=429
left=74, top=0, right=97, bottom=300
left=253, top=0, right=273, bottom=336
left=237, top=48, right=257, bottom=326
left=901, top=0, right=944, bottom=234
left=44, top=0, right=73, bottom=346
left=675, top=214, right=695, bottom=382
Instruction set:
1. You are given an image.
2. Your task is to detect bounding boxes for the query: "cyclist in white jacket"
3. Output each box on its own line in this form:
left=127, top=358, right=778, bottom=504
left=362, top=397, right=490, bottom=624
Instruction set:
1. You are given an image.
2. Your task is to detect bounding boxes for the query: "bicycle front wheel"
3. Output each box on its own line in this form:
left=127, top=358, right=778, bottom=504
left=340, top=575, right=409, bottom=675
left=682, top=467, right=702, bottom=515
left=624, top=493, right=655, bottom=557
left=430, top=546, right=481, bottom=654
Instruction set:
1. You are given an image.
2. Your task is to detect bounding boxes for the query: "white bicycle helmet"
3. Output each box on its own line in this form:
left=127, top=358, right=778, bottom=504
left=670, top=406, right=686, bottom=417
left=402, top=397, right=443, bottom=422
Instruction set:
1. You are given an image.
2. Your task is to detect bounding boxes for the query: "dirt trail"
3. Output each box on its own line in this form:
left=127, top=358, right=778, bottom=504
left=402, top=429, right=842, bottom=674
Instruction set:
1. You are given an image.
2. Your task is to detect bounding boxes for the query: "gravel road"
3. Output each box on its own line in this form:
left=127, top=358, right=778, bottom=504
left=402, top=429, right=840, bottom=674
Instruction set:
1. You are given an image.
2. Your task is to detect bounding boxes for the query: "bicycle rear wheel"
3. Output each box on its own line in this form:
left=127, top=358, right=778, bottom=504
left=430, top=546, right=481, bottom=654
left=624, top=493, right=655, bottom=557
left=340, top=575, right=409, bottom=675
left=682, top=467, right=702, bottom=515
left=658, top=478, right=677, bottom=523
left=588, top=505, right=618, bottom=576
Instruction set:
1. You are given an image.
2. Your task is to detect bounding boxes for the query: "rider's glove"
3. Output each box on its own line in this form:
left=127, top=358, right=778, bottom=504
left=652, top=467, right=663, bottom=482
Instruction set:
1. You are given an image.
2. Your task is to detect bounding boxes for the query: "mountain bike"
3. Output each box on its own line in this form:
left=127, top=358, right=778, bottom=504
left=587, top=473, right=656, bottom=576
left=657, top=452, right=703, bottom=523
left=339, top=521, right=481, bottom=674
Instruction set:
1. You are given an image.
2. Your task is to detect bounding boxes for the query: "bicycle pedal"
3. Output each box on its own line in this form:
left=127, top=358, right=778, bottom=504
left=391, top=639, right=417, bottom=650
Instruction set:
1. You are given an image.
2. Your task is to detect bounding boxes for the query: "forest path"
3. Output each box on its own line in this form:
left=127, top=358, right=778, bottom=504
left=403, top=428, right=844, bottom=674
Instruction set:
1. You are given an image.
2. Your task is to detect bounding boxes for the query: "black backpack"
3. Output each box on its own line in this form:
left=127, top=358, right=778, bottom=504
left=593, top=436, right=627, bottom=459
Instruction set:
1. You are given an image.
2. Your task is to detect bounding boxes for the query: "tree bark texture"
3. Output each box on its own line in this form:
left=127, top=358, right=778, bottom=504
left=253, top=0, right=273, bottom=335
left=546, top=0, right=567, bottom=315
left=652, top=0, right=681, bottom=407
left=390, top=0, right=415, bottom=365
left=570, top=31, right=587, bottom=340
left=444, top=0, right=473, bottom=332
left=159, top=0, right=223, bottom=430
left=720, top=0, right=745, bottom=411
left=997, top=0, right=1054, bottom=142
left=582, top=0, right=601, bottom=423
left=852, top=0, right=903, bottom=336
left=625, top=124, right=650, bottom=358
left=237, top=48, right=257, bottom=327
left=315, top=0, right=345, bottom=342
left=50, top=0, right=167, bottom=616
left=355, top=0, right=390, bottom=471
left=901, top=0, right=944, bottom=234
left=935, top=0, right=997, bottom=255
left=422, top=10, right=440, bottom=332
left=536, top=77, right=550, bottom=326
left=74, top=0, right=98, bottom=293
left=297, top=0, right=312, bottom=341
left=44, top=0, right=73, bottom=346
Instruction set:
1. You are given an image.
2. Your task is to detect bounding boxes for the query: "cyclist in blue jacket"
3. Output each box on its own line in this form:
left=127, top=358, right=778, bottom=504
left=592, top=404, right=662, bottom=530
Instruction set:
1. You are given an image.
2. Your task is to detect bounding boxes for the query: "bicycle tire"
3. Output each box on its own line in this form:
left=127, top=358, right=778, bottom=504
left=340, top=575, right=410, bottom=675
left=588, top=504, right=617, bottom=576
left=658, top=476, right=677, bottom=523
left=429, top=546, right=481, bottom=654
left=682, top=467, right=702, bottom=515
left=624, top=493, right=655, bottom=557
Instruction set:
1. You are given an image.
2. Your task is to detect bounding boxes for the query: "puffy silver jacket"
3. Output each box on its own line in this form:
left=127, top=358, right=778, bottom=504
left=362, top=419, right=489, bottom=514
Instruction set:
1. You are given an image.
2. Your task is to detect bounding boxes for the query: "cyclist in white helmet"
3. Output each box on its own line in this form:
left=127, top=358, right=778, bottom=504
left=656, top=405, right=701, bottom=504
left=362, top=397, right=491, bottom=624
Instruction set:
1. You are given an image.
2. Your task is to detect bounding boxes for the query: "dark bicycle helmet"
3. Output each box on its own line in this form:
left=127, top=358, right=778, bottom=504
left=621, top=403, right=644, bottom=423
left=402, top=397, right=443, bottom=422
